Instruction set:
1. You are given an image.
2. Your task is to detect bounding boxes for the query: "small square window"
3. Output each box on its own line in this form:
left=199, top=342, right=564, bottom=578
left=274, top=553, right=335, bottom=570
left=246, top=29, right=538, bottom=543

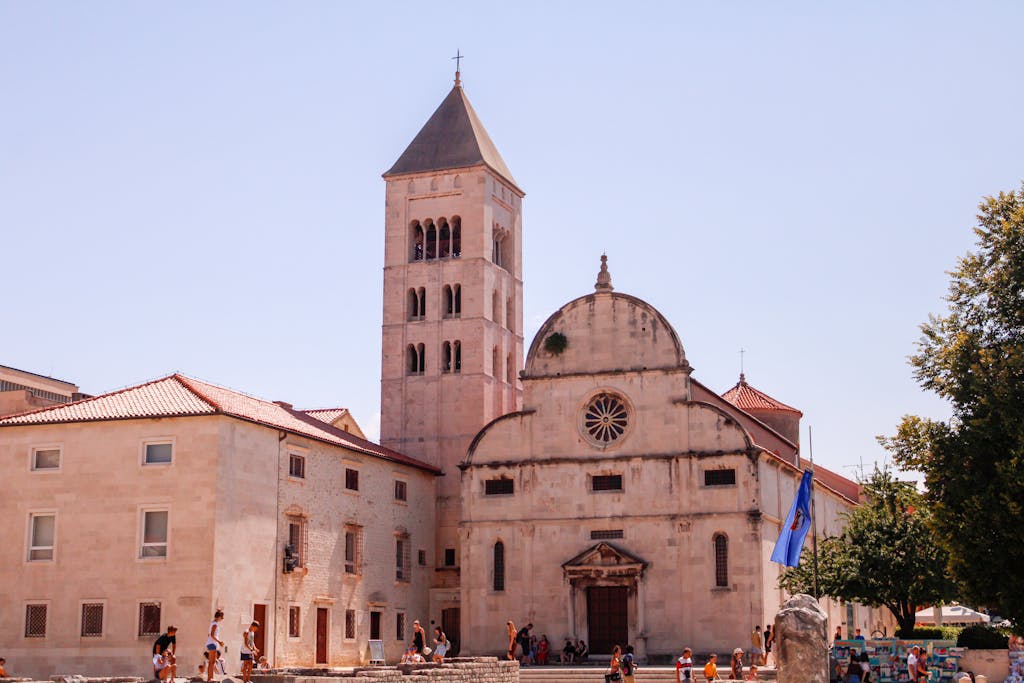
left=396, top=612, right=406, bottom=641
left=345, top=468, right=359, bottom=491
left=485, top=478, right=514, bottom=495
left=592, top=474, right=623, bottom=492
left=289, top=453, right=305, bottom=479
left=288, top=606, right=301, bottom=638
left=345, top=609, right=356, bottom=639
left=141, top=509, right=168, bottom=558
left=144, top=442, right=173, bottom=465
left=32, top=447, right=61, bottom=471
left=139, top=602, right=161, bottom=636
left=25, top=604, right=47, bottom=638
left=394, top=480, right=407, bottom=501
left=28, top=513, right=55, bottom=561
left=444, top=548, right=456, bottom=566
left=81, top=603, right=104, bottom=637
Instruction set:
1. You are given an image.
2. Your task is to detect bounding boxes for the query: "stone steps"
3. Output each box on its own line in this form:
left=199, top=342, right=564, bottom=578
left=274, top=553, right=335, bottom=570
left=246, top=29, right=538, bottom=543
left=518, top=666, right=776, bottom=683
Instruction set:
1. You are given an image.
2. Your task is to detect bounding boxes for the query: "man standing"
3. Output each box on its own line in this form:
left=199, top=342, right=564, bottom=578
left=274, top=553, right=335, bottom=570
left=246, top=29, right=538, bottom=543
left=240, top=621, right=260, bottom=683
left=751, top=625, right=763, bottom=666
left=907, top=646, right=919, bottom=682
left=763, top=625, right=774, bottom=667
left=854, top=628, right=866, bottom=642
left=517, top=623, right=533, bottom=665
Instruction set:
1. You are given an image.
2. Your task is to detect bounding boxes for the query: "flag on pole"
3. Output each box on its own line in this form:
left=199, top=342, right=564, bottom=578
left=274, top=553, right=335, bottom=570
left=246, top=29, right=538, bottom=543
left=771, top=469, right=813, bottom=567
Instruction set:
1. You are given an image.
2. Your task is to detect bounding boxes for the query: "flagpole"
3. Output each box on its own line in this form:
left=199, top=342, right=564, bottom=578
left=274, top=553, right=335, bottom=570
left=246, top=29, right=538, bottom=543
left=809, top=425, right=820, bottom=600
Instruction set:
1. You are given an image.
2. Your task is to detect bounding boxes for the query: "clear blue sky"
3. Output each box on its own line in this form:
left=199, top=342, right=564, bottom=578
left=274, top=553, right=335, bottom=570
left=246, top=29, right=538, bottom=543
left=3, top=2, right=1022, bottom=479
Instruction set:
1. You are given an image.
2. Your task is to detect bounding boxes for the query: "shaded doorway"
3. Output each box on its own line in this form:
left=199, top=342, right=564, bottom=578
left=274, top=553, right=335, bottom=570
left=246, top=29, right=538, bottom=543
left=442, top=607, right=460, bottom=656
left=587, top=586, right=628, bottom=656
left=315, top=607, right=328, bottom=664
left=253, top=603, right=267, bottom=654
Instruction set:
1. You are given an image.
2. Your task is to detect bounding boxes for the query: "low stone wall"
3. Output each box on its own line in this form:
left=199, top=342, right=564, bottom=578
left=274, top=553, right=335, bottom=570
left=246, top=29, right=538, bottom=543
left=960, top=649, right=1008, bottom=683
left=252, top=657, right=518, bottom=683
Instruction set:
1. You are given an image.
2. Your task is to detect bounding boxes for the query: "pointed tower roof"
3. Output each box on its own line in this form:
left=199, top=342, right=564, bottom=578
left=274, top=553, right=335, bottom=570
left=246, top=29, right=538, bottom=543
left=722, top=374, right=803, bottom=416
left=384, top=80, right=521, bottom=194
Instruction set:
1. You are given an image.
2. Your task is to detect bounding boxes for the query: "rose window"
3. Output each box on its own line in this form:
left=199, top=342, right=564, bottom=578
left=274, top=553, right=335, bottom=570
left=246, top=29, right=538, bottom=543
left=582, top=393, right=629, bottom=444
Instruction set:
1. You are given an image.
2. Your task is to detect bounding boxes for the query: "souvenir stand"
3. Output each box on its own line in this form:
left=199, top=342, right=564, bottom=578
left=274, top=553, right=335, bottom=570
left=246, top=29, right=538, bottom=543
left=834, top=639, right=866, bottom=679
left=1007, top=647, right=1024, bottom=683
left=894, top=640, right=960, bottom=683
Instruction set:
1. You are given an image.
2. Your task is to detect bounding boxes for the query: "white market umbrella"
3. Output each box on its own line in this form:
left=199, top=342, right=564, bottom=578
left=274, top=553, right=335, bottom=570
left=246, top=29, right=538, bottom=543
left=915, top=604, right=991, bottom=625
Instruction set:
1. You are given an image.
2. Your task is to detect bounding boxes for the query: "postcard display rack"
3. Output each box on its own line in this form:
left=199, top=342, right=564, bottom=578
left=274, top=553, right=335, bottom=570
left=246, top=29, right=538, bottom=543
left=834, top=639, right=961, bottom=683
left=1008, top=647, right=1024, bottom=683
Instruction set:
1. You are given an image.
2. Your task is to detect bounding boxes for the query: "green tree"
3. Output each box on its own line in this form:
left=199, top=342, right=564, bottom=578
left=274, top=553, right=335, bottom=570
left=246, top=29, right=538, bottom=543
left=881, top=183, right=1024, bottom=630
left=779, top=467, right=956, bottom=636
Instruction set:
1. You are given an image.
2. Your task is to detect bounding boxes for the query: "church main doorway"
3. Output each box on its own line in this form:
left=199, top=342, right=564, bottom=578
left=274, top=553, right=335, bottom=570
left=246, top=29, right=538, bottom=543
left=586, top=586, right=628, bottom=655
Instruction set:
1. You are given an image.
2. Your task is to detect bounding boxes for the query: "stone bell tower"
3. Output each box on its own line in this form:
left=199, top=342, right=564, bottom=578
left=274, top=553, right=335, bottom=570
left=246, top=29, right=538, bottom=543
left=379, top=69, right=524, bottom=620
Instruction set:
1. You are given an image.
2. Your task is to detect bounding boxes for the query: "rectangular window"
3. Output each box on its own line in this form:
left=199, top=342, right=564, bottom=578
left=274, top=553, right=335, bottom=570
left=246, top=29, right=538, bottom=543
left=288, top=606, right=301, bottom=638
left=288, top=519, right=306, bottom=567
left=370, top=611, right=381, bottom=640
left=289, top=453, right=305, bottom=478
left=704, top=468, right=737, bottom=486
left=345, top=468, right=359, bottom=491
left=590, top=529, right=625, bottom=540
left=345, top=609, right=356, bottom=639
left=144, top=442, right=173, bottom=465
left=484, top=478, right=514, bottom=495
left=81, top=603, right=104, bottom=637
left=344, top=526, right=362, bottom=574
left=396, top=536, right=411, bottom=582
left=444, top=548, right=456, bottom=566
left=139, top=602, right=161, bottom=636
left=28, top=513, right=56, bottom=561
left=25, top=604, right=47, bottom=638
left=394, top=480, right=407, bottom=501
left=396, top=612, right=406, bottom=641
left=592, top=474, right=623, bottom=491
left=31, top=447, right=61, bottom=471
left=418, top=549, right=427, bottom=566
left=141, top=509, right=168, bottom=558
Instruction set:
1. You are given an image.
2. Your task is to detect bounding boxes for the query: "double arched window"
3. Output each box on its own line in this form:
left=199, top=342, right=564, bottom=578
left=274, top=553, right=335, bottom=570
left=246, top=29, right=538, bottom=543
left=442, top=341, right=462, bottom=374
left=407, top=344, right=425, bottom=375
left=409, top=217, right=462, bottom=262
left=493, top=541, right=505, bottom=592
left=407, top=288, right=426, bottom=321
left=443, top=284, right=462, bottom=318
left=713, top=533, right=729, bottom=587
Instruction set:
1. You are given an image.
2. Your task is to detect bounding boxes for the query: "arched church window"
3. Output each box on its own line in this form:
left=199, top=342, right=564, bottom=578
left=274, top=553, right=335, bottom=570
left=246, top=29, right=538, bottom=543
left=581, top=393, right=629, bottom=446
left=417, top=343, right=425, bottom=375
left=493, top=541, right=505, bottom=592
left=442, top=342, right=452, bottom=374
left=453, top=340, right=461, bottom=373
left=453, top=175, right=462, bottom=189
left=417, top=288, right=426, bottom=318
left=410, top=222, right=424, bottom=262
left=451, top=217, right=461, bottom=258
left=453, top=284, right=461, bottom=315
left=506, top=297, right=513, bottom=331
left=492, top=346, right=500, bottom=379
left=713, top=533, right=729, bottom=587
left=506, top=353, right=514, bottom=384
left=425, top=221, right=437, bottom=260
left=407, top=345, right=420, bottom=375
left=443, top=285, right=453, bottom=318
left=439, top=219, right=451, bottom=258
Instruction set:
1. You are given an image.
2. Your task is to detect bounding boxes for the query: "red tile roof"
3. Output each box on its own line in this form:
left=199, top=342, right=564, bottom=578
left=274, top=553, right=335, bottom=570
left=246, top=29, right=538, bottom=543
left=304, top=408, right=349, bottom=424
left=721, top=374, right=803, bottom=415
left=0, top=374, right=440, bottom=475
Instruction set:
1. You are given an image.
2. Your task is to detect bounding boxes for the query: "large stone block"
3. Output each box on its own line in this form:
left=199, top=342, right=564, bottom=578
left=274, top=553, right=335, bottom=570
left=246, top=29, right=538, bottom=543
left=774, top=594, right=827, bottom=683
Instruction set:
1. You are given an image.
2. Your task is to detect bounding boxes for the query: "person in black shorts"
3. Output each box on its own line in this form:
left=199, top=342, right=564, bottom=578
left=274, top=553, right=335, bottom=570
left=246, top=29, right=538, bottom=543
left=152, top=626, right=177, bottom=679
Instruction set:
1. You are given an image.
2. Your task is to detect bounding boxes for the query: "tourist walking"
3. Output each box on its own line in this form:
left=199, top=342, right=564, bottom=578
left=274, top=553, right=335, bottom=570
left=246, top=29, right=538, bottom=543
left=605, top=645, right=622, bottom=683
left=907, top=647, right=919, bottom=682
left=517, top=623, right=533, bottom=665
left=751, top=626, right=763, bottom=666
left=622, top=644, right=637, bottom=683
left=240, top=621, right=260, bottom=683
left=675, top=648, right=694, bottom=682
left=731, top=648, right=744, bottom=679
left=763, top=625, right=774, bottom=667
left=703, top=653, right=720, bottom=681
left=205, top=610, right=225, bottom=683
left=506, top=621, right=517, bottom=660
left=432, top=626, right=448, bottom=663
left=412, top=620, right=426, bottom=655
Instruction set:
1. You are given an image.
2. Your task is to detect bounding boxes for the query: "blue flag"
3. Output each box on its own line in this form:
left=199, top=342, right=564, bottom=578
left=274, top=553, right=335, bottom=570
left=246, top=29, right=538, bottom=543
left=771, top=469, right=813, bottom=567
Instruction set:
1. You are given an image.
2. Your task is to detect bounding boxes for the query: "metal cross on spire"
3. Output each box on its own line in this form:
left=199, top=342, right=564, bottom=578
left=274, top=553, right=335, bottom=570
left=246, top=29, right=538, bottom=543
left=739, top=347, right=746, bottom=382
left=452, top=50, right=464, bottom=86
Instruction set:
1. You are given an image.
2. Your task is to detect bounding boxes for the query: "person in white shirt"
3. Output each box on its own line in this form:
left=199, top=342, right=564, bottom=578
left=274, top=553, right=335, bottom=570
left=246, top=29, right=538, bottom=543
left=907, top=647, right=919, bottom=682
left=675, top=647, right=694, bottom=682
left=205, top=610, right=226, bottom=682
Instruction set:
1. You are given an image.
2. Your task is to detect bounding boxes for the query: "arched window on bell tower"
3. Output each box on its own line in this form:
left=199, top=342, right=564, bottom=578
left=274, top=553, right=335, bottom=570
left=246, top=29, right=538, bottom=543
left=407, top=344, right=420, bottom=375
left=443, top=286, right=453, bottom=318
left=410, top=222, right=424, bottom=262
left=425, top=220, right=437, bottom=260
left=493, top=540, right=505, bottom=592
left=506, top=353, right=514, bottom=384
left=453, top=284, right=461, bottom=316
left=442, top=341, right=452, bottom=374
left=506, top=297, right=514, bottom=332
left=451, top=217, right=462, bottom=258
left=438, top=219, right=451, bottom=258
left=453, top=340, right=461, bottom=373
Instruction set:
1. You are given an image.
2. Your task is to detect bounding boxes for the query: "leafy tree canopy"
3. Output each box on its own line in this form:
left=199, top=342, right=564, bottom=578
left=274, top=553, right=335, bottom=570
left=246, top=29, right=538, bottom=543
left=881, top=183, right=1024, bottom=631
left=779, top=467, right=956, bottom=636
